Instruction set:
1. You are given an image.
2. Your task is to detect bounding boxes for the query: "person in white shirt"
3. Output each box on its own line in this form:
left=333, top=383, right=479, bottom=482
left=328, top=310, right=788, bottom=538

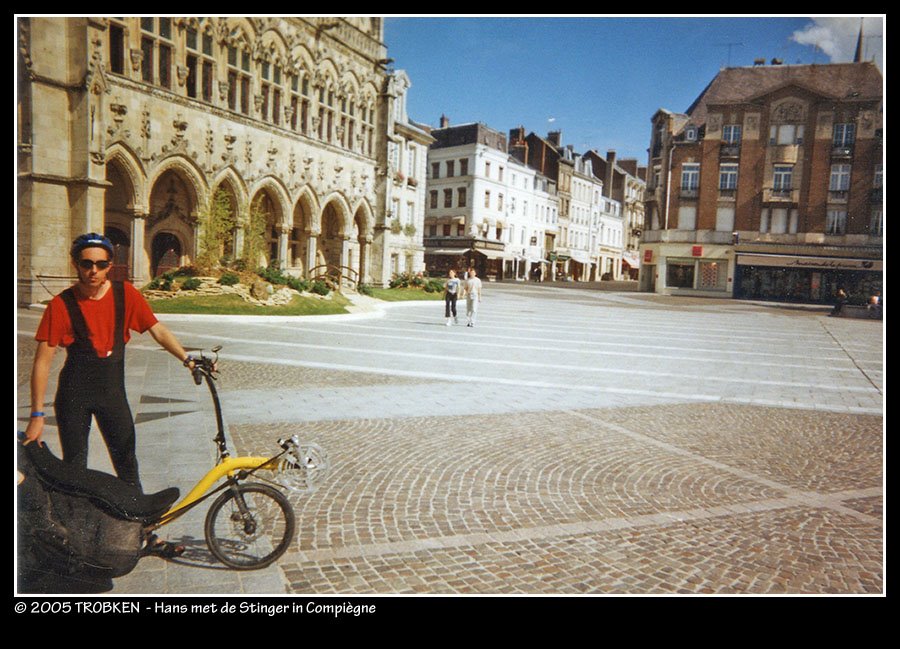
left=462, top=267, right=483, bottom=327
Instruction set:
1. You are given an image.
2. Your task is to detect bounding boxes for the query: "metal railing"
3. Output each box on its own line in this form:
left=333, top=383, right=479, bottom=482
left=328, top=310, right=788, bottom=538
left=308, top=264, right=359, bottom=291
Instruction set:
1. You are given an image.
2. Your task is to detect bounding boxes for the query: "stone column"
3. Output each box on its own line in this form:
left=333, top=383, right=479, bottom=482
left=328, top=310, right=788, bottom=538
left=278, top=225, right=289, bottom=267
left=131, top=213, right=148, bottom=284
left=306, top=234, right=318, bottom=278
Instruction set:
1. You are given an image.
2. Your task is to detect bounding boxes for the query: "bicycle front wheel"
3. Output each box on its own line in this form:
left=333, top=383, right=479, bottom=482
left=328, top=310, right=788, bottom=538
left=204, top=482, right=296, bottom=570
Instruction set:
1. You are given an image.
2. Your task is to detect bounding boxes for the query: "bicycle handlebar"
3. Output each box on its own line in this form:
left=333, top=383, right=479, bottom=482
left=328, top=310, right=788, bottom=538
left=189, top=346, right=221, bottom=385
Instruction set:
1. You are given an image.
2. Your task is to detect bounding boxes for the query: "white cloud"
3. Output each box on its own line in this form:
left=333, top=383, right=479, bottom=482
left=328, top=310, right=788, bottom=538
left=791, top=17, right=883, bottom=68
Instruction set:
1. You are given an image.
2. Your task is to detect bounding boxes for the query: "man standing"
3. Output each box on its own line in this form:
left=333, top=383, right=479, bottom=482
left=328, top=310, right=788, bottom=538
left=23, top=233, right=196, bottom=493
left=462, top=266, right=483, bottom=327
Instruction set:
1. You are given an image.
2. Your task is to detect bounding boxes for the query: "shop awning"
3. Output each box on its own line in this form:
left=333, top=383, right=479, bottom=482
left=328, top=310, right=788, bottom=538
left=472, top=248, right=508, bottom=260
left=425, top=248, right=471, bottom=256
left=737, top=253, right=882, bottom=272
left=622, top=251, right=641, bottom=268
left=569, top=251, right=591, bottom=264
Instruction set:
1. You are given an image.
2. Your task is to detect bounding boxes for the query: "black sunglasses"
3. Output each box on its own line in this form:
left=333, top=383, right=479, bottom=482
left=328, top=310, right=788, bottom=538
left=77, top=259, right=112, bottom=270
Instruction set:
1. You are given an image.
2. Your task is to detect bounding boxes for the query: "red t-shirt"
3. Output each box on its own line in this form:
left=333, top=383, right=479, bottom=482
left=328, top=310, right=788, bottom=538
left=35, top=281, right=159, bottom=358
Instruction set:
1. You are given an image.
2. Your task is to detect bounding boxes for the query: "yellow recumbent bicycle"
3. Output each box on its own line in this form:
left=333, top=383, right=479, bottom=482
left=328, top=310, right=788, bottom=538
left=145, top=346, right=328, bottom=570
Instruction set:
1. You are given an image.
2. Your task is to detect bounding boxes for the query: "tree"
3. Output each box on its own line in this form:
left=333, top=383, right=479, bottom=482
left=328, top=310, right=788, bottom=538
left=244, top=196, right=268, bottom=269
left=196, top=188, right=236, bottom=272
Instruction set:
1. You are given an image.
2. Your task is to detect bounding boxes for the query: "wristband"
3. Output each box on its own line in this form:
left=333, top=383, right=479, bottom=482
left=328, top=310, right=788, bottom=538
left=183, top=356, right=195, bottom=368
left=31, top=411, right=45, bottom=418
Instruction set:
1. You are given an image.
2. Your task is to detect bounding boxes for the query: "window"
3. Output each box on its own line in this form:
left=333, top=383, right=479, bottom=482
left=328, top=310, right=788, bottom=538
left=715, top=207, right=735, bottom=232
left=485, top=161, right=491, bottom=178
left=459, top=158, right=468, bottom=175
left=429, top=190, right=438, bottom=209
left=139, top=18, right=173, bottom=88
left=185, top=26, right=214, bottom=103
left=826, top=210, right=847, bottom=235
left=666, top=261, right=695, bottom=288
left=722, top=124, right=742, bottom=144
left=677, top=206, right=696, bottom=230
left=773, top=165, right=793, bottom=191
left=108, top=20, right=126, bottom=75
left=289, top=73, right=309, bottom=134
left=829, top=164, right=851, bottom=191
left=498, top=193, right=504, bottom=211
left=681, top=163, right=700, bottom=191
left=457, top=188, right=467, bottom=208
left=227, top=44, right=251, bottom=115
left=874, top=163, right=883, bottom=188
left=431, top=162, right=440, bottom=179
left=498, top=166, right=504, bottom=182
left=869, top=209, right=883, bottom=237
left=833, top=123, right=856, bottom=148
left=443, top=189, right=452, bottom=208
left=443, top=224, right=451, bottom=236
left=719, top=163, right=738, bottom=190
left=769, top=124, right=804, bottom=145
left=446, top=160, right=455, bottom=177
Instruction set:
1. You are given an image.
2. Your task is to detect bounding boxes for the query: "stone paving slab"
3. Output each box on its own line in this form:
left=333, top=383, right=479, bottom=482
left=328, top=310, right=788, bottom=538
left=16, top=284, right=883, bottom=595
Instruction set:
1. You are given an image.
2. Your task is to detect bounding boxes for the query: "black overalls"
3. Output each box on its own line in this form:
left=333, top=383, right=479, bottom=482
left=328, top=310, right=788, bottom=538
left=55, top=281, right=142, bottom=490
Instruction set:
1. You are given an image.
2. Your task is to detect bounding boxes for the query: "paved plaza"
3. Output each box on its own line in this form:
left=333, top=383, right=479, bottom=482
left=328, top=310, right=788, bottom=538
left=15, top=283, right=884, bottom=595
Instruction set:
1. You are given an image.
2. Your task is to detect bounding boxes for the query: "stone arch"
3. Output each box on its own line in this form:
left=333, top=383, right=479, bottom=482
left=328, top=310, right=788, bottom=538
left=249, top=180, right=289, bottom=268
left=259, top=26, right=289, bottom=66
left=288, top=186, right=319, bottom=273
left=148, top=155, right=208, bottom=215
left=104, top=157, right=138, bottom=281
left=317, top=194, right=351, bottom=274
left=105, top=142, right=147, bottom=210
left=350, top=199, right=375, bottom=285
left=147, top=160, right=207, bottom=274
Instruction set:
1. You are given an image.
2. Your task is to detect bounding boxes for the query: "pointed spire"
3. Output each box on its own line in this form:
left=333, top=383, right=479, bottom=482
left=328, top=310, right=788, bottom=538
left=854, top=18, right=864, bottom=63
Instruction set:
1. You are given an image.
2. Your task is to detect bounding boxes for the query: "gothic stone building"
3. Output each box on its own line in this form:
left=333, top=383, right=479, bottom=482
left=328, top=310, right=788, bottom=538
left=641, top=61, right=883, bottom=303
left=17, top=17, right=427, bottom=305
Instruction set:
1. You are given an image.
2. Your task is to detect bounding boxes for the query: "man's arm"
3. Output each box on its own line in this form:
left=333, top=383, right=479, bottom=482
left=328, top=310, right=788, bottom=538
left=23, top=342, right=57, bottom=446
left=147, top=322, right=191, bottom=364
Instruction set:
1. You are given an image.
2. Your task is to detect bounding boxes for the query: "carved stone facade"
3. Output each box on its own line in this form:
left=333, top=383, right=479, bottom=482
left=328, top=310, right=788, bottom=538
left=17, top=16, right=425, bottom=304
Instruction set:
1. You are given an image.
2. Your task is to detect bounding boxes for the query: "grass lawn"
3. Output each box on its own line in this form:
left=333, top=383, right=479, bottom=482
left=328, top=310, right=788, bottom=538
left=147, top=292, right=351, bottom=315
left=367, top=287, right=444, bottom=302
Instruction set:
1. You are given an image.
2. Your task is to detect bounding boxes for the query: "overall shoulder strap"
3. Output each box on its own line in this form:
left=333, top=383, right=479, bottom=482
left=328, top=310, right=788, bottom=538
left=59, top=288, right=91, bottom=345
left=112, top=281, right=125, bottom=348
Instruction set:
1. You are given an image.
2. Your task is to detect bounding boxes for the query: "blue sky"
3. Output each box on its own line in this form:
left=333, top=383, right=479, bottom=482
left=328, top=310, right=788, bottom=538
left=383, top=16, right=885, bottom=164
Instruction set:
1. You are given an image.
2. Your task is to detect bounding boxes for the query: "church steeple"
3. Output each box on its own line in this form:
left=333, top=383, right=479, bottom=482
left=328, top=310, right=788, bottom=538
left=854, top=18, right=864, bottom=63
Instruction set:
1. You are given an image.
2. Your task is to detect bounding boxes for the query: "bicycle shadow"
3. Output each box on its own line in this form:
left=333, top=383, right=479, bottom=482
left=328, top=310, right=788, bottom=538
left=143, top=535, right=231, bottom=571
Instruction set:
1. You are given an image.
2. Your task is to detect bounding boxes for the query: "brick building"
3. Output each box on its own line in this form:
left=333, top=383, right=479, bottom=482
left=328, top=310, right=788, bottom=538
left=641, top=61, right=883, bottom=303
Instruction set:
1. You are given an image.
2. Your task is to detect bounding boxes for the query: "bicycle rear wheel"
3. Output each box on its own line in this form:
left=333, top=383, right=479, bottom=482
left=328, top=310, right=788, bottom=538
left=204, top=482, right=296, bottom=570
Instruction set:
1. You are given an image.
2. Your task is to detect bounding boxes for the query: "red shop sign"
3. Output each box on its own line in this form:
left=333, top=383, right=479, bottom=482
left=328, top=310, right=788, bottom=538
left=692, top=245, right=703, bottom=257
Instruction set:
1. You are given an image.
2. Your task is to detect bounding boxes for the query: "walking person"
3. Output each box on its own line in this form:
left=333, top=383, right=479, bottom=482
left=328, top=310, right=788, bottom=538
left=444, top=269, right=460, bottom=326
left=462, top=266, right=483, bottom=327
left=23, top=233, right=198, bottom=494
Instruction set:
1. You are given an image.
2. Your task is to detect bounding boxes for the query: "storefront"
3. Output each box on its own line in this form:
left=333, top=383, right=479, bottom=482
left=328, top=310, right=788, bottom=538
left=734, top=253, right=883, bottom=304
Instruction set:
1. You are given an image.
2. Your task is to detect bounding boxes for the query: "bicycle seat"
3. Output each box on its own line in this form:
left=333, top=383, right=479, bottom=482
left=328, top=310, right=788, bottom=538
left=20, top=442, right=179, bottom=523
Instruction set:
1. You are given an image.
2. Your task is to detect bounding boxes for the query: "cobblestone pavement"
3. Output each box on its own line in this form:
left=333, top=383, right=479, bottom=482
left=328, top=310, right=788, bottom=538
left=16, top=283, right=883, bottom=595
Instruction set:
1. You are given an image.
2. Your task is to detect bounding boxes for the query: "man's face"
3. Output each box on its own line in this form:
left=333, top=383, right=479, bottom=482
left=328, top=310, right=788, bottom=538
left=74, top=247, right=112, bottom=288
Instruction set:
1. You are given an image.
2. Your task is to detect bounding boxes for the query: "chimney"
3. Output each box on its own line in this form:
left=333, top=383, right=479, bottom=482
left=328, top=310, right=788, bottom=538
left=547, top=130, right=562, bottom=148
left=605, top=150, right=617, bottom=197
left=439, top=114, right=450, bottom=128
left=509, top=126, right=528, bottom=163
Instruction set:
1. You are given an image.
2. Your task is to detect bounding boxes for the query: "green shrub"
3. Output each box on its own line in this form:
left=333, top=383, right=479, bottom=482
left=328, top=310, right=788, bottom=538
left=218, top=272, right=240, bottom=286
left=180, top=277, right=202, bottom=291
left=287, top=277, right=310, bottom=293
left=311, top=280, right=330, bottom=296
left=424, top=278, right=444, bottom=293
left=358, top=283, right=374, bottom=296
